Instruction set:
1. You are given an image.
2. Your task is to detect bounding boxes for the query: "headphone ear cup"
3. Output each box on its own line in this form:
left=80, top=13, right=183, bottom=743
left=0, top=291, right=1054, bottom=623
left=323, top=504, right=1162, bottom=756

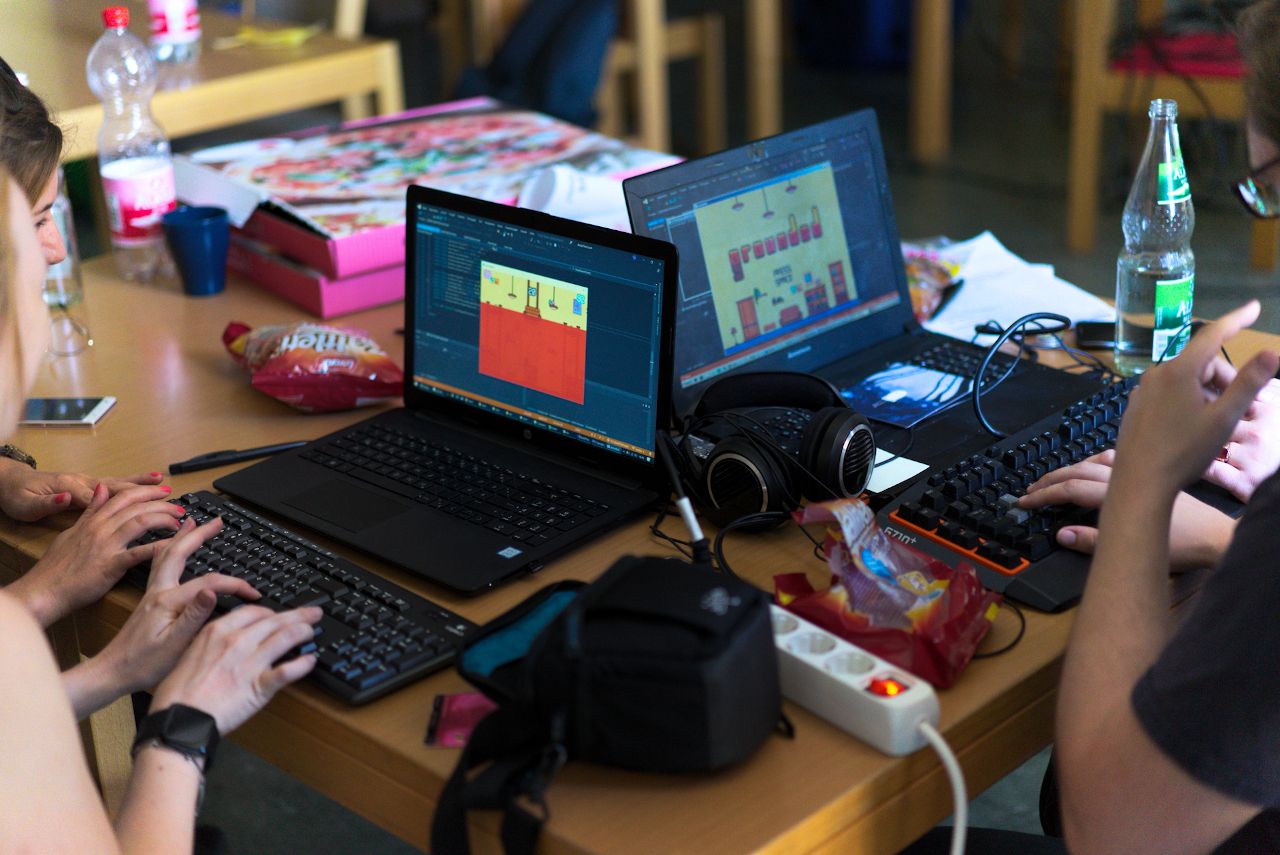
left=701, top=435, right=796, bottom=527
left=799, top=407, right=877, bottom=497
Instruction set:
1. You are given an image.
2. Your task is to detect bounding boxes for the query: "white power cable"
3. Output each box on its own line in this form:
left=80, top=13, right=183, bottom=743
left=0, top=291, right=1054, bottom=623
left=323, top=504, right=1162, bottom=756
left=917, top=720, right=966, bottom=855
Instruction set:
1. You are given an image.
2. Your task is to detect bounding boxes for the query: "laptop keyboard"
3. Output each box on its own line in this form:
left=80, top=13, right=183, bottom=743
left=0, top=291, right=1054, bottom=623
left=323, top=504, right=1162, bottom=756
left=909, top=341, right=1018, bottom=387
left=129, top=491, right=476, bottom=704
left=303, top=423, right=610, bottom=549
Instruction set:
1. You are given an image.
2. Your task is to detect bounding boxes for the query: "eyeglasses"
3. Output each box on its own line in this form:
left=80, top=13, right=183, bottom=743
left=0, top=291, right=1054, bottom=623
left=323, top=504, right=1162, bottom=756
left=1235, top=153, right=1280, bottom=219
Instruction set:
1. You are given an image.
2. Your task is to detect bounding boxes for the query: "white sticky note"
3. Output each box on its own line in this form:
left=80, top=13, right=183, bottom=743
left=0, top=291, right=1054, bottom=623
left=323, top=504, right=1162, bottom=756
left=866, top=448, right=930, bottom=495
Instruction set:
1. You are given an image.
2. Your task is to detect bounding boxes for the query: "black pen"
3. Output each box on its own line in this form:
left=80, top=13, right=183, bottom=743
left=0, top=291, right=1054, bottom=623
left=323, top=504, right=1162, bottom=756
left=169, top=441, right=309, bottom=475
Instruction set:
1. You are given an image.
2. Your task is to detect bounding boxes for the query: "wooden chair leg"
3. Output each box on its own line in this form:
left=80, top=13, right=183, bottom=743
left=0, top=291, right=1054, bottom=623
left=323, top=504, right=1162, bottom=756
left=1251, top=218, right=1280, bottom=270
left=1000, top=0, right=1024, bottom=78
left=1066, top=0, right=1113, bottom=253
left=435, top=0, right=468, bottom=94
left=697, top=13, right=727, bottom=155
left=631, top=0, right=671, bottom=152
left=597, top=49, right=626, bottom=140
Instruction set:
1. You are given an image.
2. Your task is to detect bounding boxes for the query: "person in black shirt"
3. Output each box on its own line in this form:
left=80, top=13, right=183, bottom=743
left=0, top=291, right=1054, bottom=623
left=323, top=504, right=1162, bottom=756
left=1055, top=299, right=1280, bottom=854
left=1054, top=2, right=1280, bottom=850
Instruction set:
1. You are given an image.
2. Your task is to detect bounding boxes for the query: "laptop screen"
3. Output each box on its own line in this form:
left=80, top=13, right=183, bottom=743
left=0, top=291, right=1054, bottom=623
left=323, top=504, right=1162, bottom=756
left=624, top=110, right=913, bottom=416
left=406, top=194, right=669, bottom=465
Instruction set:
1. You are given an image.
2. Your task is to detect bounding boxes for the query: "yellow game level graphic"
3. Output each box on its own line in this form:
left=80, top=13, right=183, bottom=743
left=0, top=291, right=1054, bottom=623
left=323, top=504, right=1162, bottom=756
left=480, top=262, right=588, bottom=330
left=693, top=164, right=856, bottom=351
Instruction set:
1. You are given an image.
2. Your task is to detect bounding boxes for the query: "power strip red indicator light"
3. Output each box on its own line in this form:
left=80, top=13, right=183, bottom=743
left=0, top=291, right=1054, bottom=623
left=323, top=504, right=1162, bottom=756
left=868, top=676, right=908, bottom=698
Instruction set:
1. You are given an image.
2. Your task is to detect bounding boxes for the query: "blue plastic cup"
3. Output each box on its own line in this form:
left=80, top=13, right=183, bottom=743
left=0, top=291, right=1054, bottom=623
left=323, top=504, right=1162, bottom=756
left=162, top=206, right=230, bottom=297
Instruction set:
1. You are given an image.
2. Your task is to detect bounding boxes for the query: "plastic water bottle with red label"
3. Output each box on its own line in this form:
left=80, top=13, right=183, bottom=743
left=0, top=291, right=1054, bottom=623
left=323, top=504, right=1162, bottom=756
left=87, top=6, right=177, bottom=283
left=149, top=0, right=201, bottom=64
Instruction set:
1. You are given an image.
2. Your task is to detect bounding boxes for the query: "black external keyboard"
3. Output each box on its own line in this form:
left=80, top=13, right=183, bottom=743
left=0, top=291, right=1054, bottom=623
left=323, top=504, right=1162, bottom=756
left=301, top=422, right=609, bottom=549
left=909, top=341, right=1018, bottom=387
left=129, top=491, right=476, bottom=704
left=878, top=376, right=1141, bottom=612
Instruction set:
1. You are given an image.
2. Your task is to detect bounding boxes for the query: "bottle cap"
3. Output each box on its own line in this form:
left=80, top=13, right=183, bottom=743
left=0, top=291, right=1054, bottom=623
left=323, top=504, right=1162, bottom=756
left=102, top=6, right=129, bottom=28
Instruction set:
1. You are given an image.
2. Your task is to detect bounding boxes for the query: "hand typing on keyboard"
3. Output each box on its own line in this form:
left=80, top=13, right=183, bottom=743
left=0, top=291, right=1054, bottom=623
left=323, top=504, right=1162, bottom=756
left=102, top=516, right=265, bottom=691
left=128, top=505, right=324, bottom=734
left=129, top=492, right=477, bottom=704
left=1019, top=450, right=1238, bottom=572
left=150, top=599, right=322, bottom=735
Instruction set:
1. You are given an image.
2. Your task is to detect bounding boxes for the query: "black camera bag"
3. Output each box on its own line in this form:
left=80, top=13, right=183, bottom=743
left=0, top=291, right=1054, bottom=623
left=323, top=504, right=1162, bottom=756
left=430, top=554, right=783, bottom=854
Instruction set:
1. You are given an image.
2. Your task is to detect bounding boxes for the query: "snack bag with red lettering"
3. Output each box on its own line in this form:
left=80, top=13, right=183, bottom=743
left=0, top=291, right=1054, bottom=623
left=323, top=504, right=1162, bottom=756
left=223, top=321, right=403, bottom=413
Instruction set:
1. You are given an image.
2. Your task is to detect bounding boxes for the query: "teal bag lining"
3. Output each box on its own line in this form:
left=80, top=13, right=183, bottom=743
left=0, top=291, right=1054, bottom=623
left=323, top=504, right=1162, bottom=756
left=461, top=590, right=579, bottom=678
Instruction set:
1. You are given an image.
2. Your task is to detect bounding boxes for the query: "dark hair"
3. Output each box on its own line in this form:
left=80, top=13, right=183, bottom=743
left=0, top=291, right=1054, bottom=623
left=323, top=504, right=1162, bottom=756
left=0, top=54, right=63, bottom=206
left=1239, top=0, right=1280, bottom=148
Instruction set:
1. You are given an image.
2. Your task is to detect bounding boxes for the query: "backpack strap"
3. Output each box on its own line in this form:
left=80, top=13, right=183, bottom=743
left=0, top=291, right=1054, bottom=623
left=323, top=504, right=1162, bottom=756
left=431, top=706, right=568, bottom=855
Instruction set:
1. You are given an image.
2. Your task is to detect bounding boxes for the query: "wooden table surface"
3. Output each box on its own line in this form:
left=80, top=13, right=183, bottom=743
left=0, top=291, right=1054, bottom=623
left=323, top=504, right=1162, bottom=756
left=0, top=0, right=404, bottom=162
left=12, top=258, right=1274, bottom=853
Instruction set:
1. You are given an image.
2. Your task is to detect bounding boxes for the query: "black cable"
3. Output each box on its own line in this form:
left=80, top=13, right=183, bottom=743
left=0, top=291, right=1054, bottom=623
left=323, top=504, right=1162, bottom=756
left=972, top=600, right=1027, bottom=659
left=649, top=503, right=694, bottom=560
left=712, top=512, right=790, bottom=584
left=797, top=521, right=827, bottom=562
left=1036, top=333, right=1120, bottom=380
left=874, top=425, right=914, bottom=470
left=971, top=313, right=1073, bottom=437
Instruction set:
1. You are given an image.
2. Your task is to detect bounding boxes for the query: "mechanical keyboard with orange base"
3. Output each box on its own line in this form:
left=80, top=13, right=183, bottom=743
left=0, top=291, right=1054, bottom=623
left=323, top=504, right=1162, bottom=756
left=877, top=378, right=1141, bottom=611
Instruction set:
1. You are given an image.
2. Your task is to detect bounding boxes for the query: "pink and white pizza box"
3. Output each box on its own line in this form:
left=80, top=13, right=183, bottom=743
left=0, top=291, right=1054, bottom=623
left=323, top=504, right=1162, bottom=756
left=226, top=234, right=403, bottom=319
left=175, top=98, right=678, bottom=280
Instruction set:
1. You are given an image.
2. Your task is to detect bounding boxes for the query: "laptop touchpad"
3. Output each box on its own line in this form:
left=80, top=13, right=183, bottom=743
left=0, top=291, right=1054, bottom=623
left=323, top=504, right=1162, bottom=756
left=284, top=480, right=409, bottom=532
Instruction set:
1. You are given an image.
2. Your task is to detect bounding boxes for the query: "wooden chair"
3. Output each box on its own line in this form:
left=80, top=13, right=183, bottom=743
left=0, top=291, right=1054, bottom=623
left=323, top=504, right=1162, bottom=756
left=468, top=0, right=726, bottom=154
left=1065, top=0, right=1279, bottom=268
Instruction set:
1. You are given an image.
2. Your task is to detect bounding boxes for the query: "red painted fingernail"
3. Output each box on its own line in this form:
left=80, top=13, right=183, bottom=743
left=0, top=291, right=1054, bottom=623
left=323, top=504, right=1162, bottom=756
left=55, top=493, right=70, bottom=504
left=149, top=471, right=162, bottom=478
left=160, top=486, right=172, bottom=494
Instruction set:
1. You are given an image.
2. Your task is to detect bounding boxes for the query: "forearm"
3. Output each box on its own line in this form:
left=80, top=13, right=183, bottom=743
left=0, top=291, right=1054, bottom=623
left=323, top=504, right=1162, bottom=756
left=61, top=654, right=130, bottom=721
left=1186, top=511, right=1237, bottom=570
left=1057, top=472, right=1182, bottom=849
left=5, top=567, right=61, bottom=627
left=114, top=745, right=201, bottom=855
left=1060, top=471, right=1177, bottom=742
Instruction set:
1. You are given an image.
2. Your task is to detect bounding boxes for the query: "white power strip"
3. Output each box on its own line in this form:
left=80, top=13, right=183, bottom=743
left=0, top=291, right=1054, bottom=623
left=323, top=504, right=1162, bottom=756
left=772, top=605, right=940, bottom=756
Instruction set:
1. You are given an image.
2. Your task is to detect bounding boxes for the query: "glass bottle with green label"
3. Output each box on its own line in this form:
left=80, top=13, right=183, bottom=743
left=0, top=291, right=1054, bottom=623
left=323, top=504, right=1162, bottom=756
left=1115, top=98, right=1195, bottom=375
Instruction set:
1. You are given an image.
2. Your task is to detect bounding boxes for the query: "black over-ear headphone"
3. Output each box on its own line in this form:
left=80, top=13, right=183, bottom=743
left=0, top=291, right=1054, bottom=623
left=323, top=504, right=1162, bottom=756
left=676, top=372, right=876, bottom=527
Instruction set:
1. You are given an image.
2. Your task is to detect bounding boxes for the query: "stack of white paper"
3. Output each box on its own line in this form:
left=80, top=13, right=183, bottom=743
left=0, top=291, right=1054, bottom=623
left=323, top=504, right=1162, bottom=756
left=919, top=232, right=1115, bottom=341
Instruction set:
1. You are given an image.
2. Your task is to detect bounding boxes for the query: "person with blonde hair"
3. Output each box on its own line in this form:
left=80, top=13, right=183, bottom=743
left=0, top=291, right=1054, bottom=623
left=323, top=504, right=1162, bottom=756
left=0, top=54, right=188, bottom=642
left=0, top=167, right=322, bottom=851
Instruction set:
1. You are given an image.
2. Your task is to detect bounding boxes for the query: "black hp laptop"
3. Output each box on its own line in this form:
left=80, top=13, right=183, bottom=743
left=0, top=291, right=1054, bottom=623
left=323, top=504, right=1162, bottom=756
left=624, top=109, right=1101, bottom=465
left=216, top=186, right=678, bottom=593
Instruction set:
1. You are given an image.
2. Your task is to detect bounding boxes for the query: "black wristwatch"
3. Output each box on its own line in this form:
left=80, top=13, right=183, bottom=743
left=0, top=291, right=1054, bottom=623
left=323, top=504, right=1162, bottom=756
left=131, top=704, right=220, bottom=773
left=0, top=444, right=35, bottom=469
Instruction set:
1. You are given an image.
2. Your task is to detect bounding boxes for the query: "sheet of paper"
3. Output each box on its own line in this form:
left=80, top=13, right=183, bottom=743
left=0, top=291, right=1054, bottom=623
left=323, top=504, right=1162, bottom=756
left=517, top=164, right=632, bottom=232
left=921, top=232, right=1115, bottom=342
left=866, top=448, right=930, bottom=494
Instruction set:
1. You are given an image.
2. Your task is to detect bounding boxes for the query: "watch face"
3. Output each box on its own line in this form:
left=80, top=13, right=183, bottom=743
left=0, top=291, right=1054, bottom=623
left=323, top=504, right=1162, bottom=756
left=143, top=704, right=220, bottom=771
left=166, top=705, right=220, bottom=752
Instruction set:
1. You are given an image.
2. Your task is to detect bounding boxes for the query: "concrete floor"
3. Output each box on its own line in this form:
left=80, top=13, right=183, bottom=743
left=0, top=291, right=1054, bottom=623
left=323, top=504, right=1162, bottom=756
left=177, top=1, right=1280, bottom=852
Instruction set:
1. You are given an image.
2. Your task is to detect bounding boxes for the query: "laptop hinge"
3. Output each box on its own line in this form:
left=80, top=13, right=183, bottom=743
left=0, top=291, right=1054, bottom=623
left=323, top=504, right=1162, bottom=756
left=406, top=410, right=645, bottom=491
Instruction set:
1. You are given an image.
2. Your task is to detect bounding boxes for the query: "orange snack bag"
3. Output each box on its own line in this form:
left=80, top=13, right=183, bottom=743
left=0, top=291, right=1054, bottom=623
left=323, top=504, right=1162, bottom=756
left=223, top=321, right=402, bottom=413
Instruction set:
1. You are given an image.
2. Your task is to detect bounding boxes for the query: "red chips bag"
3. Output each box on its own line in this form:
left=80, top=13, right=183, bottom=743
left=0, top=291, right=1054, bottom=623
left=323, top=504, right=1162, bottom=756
left=776, top=499, right=1001, bottom=688
left=223, top=321, right=403, bottom=413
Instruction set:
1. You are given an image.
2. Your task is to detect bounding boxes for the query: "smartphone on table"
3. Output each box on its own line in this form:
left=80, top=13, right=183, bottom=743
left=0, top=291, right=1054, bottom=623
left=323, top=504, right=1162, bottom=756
left=1073, top=320, right=1205, bottom=351
left=1073, top=321, right=1122, bottom=350
left=21, top=397, right=116, bottom=426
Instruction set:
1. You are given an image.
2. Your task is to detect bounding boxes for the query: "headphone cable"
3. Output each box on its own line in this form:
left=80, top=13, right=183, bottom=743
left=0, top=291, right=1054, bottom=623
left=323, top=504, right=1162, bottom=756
left=657, top=432, right=713, bottom=566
